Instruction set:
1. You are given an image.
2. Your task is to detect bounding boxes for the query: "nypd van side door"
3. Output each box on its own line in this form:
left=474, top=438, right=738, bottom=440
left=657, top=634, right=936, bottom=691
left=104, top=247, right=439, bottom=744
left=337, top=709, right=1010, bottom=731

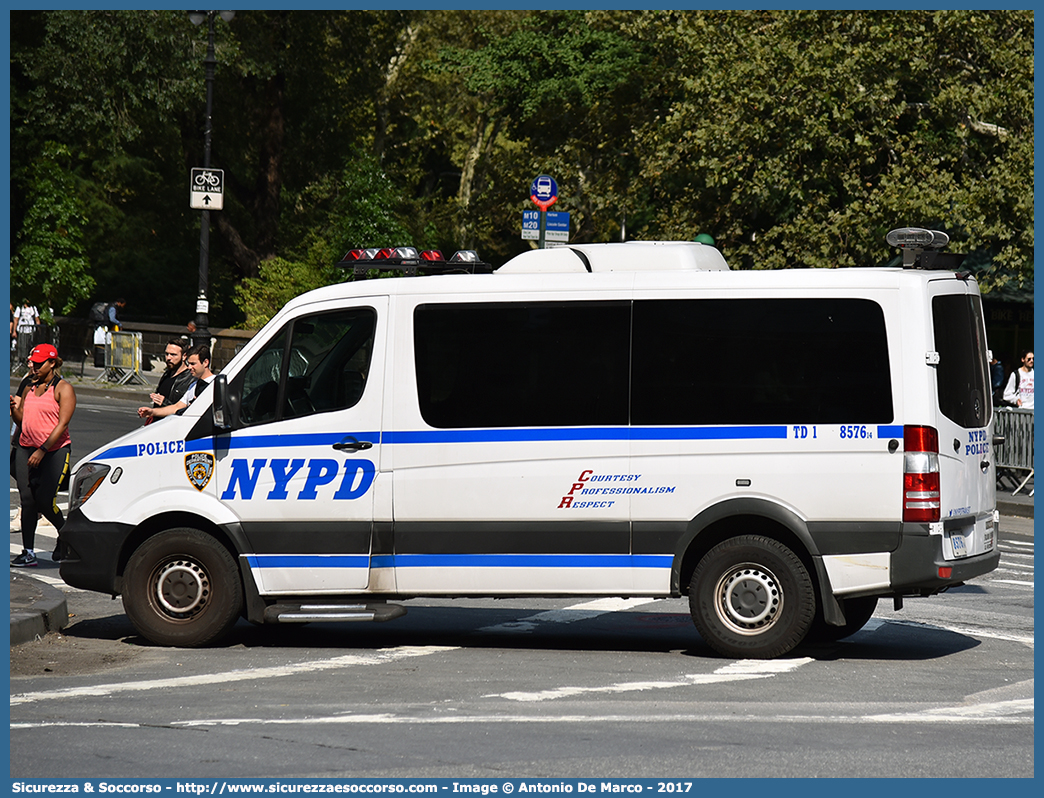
left=214, top=299, right=388, bottom=594
left=391, top=291, right=634, bottom=595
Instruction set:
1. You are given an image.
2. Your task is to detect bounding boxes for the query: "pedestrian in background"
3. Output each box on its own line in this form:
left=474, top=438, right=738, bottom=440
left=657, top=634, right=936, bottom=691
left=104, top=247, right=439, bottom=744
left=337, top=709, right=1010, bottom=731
left=10, top=344, right=76, bottom=567
left=10, top=303, right=18, bottom=367
left=1002, top=350, right=1034, bottom=410
left=15, top=299, right=39, bottom=367
left=137, top=344, right=213, bottom=421
left=149, top=338, right=195, bottom=410
left=91, top=297, right=126, bottom=366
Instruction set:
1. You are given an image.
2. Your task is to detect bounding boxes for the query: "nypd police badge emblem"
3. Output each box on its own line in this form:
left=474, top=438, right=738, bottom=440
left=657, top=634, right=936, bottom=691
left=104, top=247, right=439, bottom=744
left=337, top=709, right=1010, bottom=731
left=185, top=452, right=215, bottom=492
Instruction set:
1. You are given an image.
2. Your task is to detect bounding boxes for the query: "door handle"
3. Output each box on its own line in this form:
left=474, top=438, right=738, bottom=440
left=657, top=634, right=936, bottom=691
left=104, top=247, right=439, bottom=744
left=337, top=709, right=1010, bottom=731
left=333, top=437, right=373, bottom=452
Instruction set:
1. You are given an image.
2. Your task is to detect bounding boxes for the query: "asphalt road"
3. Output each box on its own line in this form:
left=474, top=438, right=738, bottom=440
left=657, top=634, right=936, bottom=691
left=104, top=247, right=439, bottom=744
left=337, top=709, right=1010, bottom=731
left=8, top=390, right=1035, bottom=779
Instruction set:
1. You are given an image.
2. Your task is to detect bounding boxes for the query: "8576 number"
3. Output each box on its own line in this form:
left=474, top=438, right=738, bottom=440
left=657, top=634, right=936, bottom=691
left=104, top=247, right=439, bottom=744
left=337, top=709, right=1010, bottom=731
left=839, top=425, right=871, bottom=440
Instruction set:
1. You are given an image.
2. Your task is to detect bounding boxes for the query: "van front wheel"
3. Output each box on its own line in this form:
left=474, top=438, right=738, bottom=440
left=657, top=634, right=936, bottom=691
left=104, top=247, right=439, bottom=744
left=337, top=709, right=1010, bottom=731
left=123, top=529, right=243, bottom=647
left=689, top=535, right=815, bottom=659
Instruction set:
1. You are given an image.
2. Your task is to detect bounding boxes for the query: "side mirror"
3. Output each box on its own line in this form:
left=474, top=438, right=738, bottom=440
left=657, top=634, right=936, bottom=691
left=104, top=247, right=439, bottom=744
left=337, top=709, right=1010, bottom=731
left=212, top=373, right=233, bottom=431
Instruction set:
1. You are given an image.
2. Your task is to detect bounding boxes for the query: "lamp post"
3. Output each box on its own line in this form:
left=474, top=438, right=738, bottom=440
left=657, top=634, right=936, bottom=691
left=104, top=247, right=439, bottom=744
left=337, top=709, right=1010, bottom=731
left=188, top=10, right=235, bottom=350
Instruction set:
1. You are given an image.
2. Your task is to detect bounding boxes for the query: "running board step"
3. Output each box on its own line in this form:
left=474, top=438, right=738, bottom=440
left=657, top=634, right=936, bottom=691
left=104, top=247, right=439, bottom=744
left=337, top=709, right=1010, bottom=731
left=263, top=603, right=407, bottom=624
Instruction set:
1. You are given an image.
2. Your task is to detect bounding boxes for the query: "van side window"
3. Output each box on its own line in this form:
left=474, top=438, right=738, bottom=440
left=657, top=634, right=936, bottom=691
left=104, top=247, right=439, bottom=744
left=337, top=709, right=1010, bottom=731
left=414, top=301, right=630, bottom=428
left=932, top=295, right=990, bottom=428
left=237, top=308, right=376, bottom=426
left=631, top=298, right=893, bottom=425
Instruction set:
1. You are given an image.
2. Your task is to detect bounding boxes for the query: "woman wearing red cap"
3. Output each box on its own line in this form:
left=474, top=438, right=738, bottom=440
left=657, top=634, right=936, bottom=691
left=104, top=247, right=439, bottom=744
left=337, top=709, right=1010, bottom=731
left=10, top=343, right=76, bottom=567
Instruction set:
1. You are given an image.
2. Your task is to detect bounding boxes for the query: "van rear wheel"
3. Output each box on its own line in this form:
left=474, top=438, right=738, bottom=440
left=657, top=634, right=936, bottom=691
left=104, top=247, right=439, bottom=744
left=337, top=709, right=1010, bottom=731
left=689, top=535, right=815, bottom=659
left=122, top=528, right=242, bottom=647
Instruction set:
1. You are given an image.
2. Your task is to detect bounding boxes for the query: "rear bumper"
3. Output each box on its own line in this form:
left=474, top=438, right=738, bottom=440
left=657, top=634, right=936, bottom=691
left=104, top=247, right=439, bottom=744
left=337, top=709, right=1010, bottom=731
left=57, top=507, right=134, bottom=595
left=890, top=524, right=1001, bottom=594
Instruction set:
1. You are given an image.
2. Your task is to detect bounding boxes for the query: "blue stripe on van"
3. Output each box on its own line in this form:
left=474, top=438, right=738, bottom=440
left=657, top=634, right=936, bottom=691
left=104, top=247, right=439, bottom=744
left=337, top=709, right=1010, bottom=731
left=246, top=553, right=674, bottom=570
left=247, top=554, right=370, bottom=569
left=97, top=444, right=142, bottom=459
left=101, top=424, right=798, bottom=459
left=383, top=553, right=674, bottom=569
left=877, top=425, right=903, bottom=439
left=631, top=426, right=787, bottom=441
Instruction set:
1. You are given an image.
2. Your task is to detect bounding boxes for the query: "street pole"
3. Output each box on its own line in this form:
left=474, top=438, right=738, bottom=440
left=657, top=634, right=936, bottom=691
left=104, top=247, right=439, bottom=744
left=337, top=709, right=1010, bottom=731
left=194, top=12, right=216, bottom=351
left=188, top=10, right=234, bottom=350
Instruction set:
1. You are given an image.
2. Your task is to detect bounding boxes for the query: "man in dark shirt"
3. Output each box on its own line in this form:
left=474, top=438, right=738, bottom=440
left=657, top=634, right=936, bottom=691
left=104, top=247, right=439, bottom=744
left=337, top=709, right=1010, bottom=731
left=149, top=338, right=194, bottom=409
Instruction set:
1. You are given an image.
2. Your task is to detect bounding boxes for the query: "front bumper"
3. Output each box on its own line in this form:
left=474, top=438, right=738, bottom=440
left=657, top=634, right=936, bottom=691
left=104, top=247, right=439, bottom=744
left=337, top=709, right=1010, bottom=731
left=58, top=507, right=136, bottom=595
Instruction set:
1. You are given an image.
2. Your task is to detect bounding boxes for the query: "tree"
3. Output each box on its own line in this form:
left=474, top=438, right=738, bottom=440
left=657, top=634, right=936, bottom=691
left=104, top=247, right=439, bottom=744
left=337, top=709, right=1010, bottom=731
left=11, top=143, right=95, bottom=317
left=10, top=10, right=215, bottom=321
left=630, top=10, right=1033, bottom=288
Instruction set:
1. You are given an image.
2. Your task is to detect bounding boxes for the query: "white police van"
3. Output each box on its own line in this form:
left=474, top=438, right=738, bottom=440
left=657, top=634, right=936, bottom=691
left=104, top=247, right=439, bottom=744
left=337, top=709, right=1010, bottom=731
left=60, top=231, right=1000, bottom=658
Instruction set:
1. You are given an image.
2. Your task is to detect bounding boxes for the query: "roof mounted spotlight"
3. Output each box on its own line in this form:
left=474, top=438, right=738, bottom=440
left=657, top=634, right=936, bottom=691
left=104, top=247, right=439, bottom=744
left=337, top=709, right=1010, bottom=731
left=886, top=227, right=965, bottom=271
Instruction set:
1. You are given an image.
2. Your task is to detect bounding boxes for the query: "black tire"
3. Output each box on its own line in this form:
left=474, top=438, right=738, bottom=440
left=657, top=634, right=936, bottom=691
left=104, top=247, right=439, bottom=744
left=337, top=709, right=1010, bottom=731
left=689, top=535, right=815, bottom=659
left=807, top=596, right=879, bottom=643
left=122, top=528, right=243, bottom=647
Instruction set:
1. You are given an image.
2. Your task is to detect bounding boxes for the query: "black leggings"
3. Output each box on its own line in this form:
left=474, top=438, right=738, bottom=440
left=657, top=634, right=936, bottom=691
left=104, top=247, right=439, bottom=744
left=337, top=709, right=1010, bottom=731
left=14, top=444, right=70, bottom=551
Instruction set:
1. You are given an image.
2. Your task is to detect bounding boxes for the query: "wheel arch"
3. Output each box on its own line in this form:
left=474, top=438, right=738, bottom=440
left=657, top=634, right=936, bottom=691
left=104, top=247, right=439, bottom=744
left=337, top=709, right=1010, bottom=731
left=114, top=511, right=246, bottom=595
left=674, top=498, right=843, bottom=625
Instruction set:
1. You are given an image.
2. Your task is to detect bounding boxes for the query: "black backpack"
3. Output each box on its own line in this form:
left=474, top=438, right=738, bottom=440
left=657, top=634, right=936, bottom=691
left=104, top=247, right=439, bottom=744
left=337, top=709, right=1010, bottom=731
left=88, top=301, right=110, bottom=323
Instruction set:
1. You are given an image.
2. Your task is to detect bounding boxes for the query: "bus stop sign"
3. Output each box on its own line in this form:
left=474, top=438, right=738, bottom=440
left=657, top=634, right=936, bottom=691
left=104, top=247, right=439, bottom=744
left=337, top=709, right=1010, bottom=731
left=529, top=174, right=558, bottom=211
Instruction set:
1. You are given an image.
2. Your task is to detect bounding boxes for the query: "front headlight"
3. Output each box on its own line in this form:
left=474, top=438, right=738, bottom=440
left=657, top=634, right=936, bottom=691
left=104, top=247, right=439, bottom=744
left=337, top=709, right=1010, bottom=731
left=69, top=463, right=110, bottom=511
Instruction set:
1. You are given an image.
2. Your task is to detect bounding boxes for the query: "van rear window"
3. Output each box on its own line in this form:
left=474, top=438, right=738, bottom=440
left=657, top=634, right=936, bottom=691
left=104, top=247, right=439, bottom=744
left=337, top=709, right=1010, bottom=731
left=932, top=294, right=990, bottom=428
left=631, top=298, right=893, bottom=425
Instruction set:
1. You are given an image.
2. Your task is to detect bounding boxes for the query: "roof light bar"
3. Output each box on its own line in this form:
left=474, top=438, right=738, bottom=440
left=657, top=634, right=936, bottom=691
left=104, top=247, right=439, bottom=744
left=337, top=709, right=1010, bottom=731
left=335, top=246, right=492, bottom=278
left=886, top=227, right=964, bottom=270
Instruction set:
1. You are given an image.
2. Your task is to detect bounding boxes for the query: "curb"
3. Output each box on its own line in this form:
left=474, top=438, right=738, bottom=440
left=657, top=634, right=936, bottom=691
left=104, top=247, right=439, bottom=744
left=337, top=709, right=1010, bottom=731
left=10, top=572, right=69, bottom=646
left=996, top=499, right=1033, bottom=519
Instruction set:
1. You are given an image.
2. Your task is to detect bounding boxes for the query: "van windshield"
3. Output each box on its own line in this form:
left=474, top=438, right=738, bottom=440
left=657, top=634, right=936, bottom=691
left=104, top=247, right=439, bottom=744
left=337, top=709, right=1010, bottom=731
left=932, top=294, right=990, bottom=428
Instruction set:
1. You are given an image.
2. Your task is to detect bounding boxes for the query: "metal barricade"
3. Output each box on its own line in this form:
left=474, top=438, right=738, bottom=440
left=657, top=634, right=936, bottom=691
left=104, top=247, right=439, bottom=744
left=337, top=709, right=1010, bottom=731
left=95, top=331, right=149, bottom=386
left=994, top=407, right=1034, bottom=495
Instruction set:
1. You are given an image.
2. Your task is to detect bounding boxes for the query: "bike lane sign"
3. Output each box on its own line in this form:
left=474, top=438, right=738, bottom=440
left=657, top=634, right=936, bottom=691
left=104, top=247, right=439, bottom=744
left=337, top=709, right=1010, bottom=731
left=190, top=168, right=224, bottom=210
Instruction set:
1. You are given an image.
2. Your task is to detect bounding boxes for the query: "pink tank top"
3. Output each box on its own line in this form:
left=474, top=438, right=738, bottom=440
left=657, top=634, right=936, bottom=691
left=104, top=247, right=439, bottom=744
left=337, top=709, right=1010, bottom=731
left=19, top=378, right=72, bottom=451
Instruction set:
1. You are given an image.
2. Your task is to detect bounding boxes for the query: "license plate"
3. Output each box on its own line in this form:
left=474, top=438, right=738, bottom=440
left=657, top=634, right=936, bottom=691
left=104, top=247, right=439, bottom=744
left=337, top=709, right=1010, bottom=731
left=947, top=529, right=969, bottom=558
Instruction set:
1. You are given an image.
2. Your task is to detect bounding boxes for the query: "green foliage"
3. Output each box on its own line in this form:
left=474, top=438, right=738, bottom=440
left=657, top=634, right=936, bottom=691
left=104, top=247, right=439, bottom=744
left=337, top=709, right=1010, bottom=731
left=11, top=143, right=95, bottom=316
left=9, top=9, right=1034, bottom=327
left=238, top=154, right=422, bottom=328
left=629, top=10, right=1033, bottom=288
left=233, top=250, right=333, bottom=331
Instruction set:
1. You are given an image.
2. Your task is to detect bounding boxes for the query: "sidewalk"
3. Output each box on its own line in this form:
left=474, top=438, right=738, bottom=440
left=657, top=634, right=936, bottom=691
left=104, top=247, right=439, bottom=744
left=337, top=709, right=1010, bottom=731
left=10, top=570, right=69, bottom=645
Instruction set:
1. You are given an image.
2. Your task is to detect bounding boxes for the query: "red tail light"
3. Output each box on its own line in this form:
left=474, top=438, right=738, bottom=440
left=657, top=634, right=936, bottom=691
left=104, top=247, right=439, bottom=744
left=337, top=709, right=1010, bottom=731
left=903, top=425, right=940, bottom=522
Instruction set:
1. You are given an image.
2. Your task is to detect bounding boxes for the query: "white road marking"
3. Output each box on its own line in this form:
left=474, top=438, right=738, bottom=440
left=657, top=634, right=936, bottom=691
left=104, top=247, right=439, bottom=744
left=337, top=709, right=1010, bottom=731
left=887, top=619, right=1034, bottom=646
left=10, top=646, right=457, bottom=706
left=991, top=579, right=1034, bottom=588
left=485, top=657, right=813, bottom=702
left=13, top=699, right=1032, bottom=730
left=478, top=597, right=660, bottom=633
left=863, top=698, right=1034, bottom=723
